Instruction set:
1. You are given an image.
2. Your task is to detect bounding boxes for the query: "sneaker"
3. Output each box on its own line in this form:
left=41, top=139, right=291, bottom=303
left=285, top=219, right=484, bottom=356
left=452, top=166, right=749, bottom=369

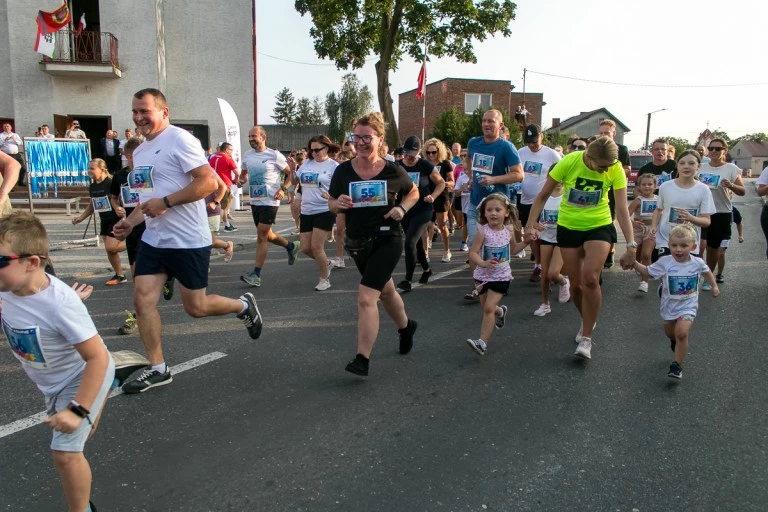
left=702, top=281, right=712, bottom=291
left=398, top=319, right=417, bottom=354
left=90, top=500, right=98, bottom=512
left=638, top=281, right=649, bottom=293
left=427, top=239, right=432, bottom=250
left=448, top=228, right=455, bottom=235
left=464, top=287, right=480, bottom=301
left=419, top=269, right=432, bottom=284
left=240, top=271, right=262, bottom=287
left=575, top=337, right=592, bottom=359
left=533, top=303, right=551, bottom=317
left=223, top=224, right=238, bottom=232
left=315, top=278, right=331, bottom=291
left=105, top=274, right=127, bottom=286
left=558, top=278, right=571, bottom=303
left=575, top=322, right=597, bottom=343
left=495, top=305, right=507, bottom=329
left=287, top=241, right=301, bottom=265
left=529, top=266, right=542, bottom=282
left=466, top=338, right=486, bottom=356
left=715, top=274, right=724, bottom=284
left=668, top=361, right=683, bottom=379
left=332, top=257, right=346, bottom=269
left=122, top=366, right=173, bottom=394
left=603, top=251, right=615, bottom=269
left=117, top=310, right=137, bottom=335
left=514, top=249, right=526, bottom=259
left=237, top=292, right=263, bottom=339
left=162, top=277, right=175, bottom=300
left=459, top=242, right=469, bottom=252
left=441, top=251, right=452, bottom=263
left=397, top=280, right=412, bottom=293
left=669, top=338, right=677, bottom=352
left=345, top=354, right=369, bottom=376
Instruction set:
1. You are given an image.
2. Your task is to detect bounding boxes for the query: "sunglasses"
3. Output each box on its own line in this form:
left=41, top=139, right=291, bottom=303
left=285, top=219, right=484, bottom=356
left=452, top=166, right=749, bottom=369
left=708, top=146, right=724, bottom=152
left=571, top=145, right=586, bottom=150
left=310, top=147, right=326, bottom=153
left=0, top=254, right=46, bottom=269
left=425, top=150, right=437, bottom=155
left=348, top=134, right=374, bottom=144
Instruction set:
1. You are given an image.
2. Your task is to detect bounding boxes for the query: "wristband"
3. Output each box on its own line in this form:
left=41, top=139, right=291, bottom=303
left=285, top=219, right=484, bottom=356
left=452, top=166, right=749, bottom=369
left=67, top=401, right=93, bottom=424
left=398, top=205, right=407, bottom=214
left=162, top=196, right=172, bottom=209
left=626, top=241, right=638, bottom=249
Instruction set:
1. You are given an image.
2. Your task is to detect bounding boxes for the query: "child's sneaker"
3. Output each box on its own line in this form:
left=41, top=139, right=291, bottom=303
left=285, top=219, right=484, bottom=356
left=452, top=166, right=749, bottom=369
left=668, top=361, right=683, bottom=379
left=637, top=281, right=649, bottom=293
left=345, top=354, right=369, bottom=376
left=494, top=305, right=507, bottom=329
left=533, top=303, right=551, bottom=317
left=466, top=338, right=486, bottom=356
left=459, top=242, right=469, bottom=252
left=574, top=337, right=592, bottom=359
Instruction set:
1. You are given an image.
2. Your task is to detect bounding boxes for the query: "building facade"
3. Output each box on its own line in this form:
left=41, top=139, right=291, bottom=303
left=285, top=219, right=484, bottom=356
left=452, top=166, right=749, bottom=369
left=545, top=108, right=630, bottom=145
left=0, top=0, right=254, bottom=158
left=730, top=140, right=768, bottom=174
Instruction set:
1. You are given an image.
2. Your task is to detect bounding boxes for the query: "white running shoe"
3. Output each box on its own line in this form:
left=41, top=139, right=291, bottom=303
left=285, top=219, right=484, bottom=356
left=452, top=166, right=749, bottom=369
left=575, top=337, right=592, bottom=359
left=575, top=321, right=597, bottom=343
left=533, top=303, right=551, bottom=317
left=558, top=277, right=571, bottom=303
left=514, top=249, right=526, bottom=259
left=637, top=281, right=649, bottom=293
left=332, top=257, right=346, bottom=269
left=442, top=251, right=452, bottom=263
left=315, top=278, right=331, bottom=291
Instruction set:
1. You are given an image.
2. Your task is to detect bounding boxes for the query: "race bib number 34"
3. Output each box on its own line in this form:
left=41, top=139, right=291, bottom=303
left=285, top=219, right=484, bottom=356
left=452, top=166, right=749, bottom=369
left=350, top=181, right=388, bottom=207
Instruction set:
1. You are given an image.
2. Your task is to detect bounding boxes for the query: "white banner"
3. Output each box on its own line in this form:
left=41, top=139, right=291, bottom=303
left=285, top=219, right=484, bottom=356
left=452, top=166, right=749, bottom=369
left=217, top=98, right=241, bottom=169
left=34, top=29, right=56, bottom=58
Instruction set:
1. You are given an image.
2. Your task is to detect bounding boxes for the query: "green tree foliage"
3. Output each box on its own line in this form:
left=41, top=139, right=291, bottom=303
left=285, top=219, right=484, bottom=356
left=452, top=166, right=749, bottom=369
left=464, top=107, right=521, bottom=147
left=431, top=107, right=468, bottom=148
left=730, top=132, right=768, bottom=146
left=543, top=130, right=573, bottom=151
left=324, top=74, right=373, bottom=142
left=272, top=87, right=298, bottom=125
left=658, top=136, right=691, bottom=158
left=295, top=0, right=517, bottom=149
left=296, top=97, right=313, bottom=125
left=711, top=130, right=731, bottom=146
left=309, top=96, right=326, bottom=125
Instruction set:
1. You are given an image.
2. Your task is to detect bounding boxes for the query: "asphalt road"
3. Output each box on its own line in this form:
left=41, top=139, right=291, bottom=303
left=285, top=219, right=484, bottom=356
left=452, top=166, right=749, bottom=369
left=1, top=191, right=767, bottom=511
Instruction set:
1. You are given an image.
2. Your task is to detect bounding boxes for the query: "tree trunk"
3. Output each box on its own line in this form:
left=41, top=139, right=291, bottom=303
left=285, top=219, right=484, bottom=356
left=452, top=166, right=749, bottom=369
left=375, top=60, right=400, bottom=149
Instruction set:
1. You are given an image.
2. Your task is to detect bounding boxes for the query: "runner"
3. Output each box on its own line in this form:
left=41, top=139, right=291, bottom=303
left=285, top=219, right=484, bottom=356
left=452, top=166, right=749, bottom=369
left=758, top=167, right=768, bottom=260
left=530, top=182, right=570, bottom=316
left=204, top=172, right=235, bottom=265
left=422, top=138, right=455, bottom=262
left=328, top=112, right=420, bottom=377
left=627, top=173, right=658, bottom=292
left=454, top=152, right=471, bottom=252
left=240, top=126, right=300, bottom=287
left=113, top=88, right=262, bottom=394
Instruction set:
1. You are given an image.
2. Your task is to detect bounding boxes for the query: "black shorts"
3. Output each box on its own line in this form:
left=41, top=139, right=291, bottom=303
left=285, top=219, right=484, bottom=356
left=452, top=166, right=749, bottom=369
left=474, top=280, right=510, bottom=295
left=251, top=205, right=279, bottom=226
left=518, top=203, right=532, bottom=225
left=732, top=206, right=742, bottom=225
left=99, top=216, right=119, bottom=238
left=300, top=211, right=335, bottom=233
left=433, top=195, right=450, bottom=213
left=706, top=212, right=732, bottom=249
left=452, top=197, right=462, bottom=211
left=539, top=239, right=558, bottom=246
left=134, top=241, right=211, bottom=290
left=556, top=224, right=616, bottom=249
left=125, top=222, right=146, bottom=265
left=345, top=234, right=403, bottom=292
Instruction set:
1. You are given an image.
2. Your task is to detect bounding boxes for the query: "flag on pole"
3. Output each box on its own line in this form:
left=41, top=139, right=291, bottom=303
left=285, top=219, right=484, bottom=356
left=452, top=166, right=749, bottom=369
left=34, top=2, right=71, bottom=58
left=34, top=30, right=57, bottom=58
left=416, top=62, right=426, bottom=100
left=75, top=13, right=86, bottom=36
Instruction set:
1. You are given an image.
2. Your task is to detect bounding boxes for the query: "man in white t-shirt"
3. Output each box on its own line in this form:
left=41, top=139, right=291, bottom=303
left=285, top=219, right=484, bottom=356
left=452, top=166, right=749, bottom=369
left=65, top=120, right=86, bottom=139
left=112, top=88, right=263, bottom=394
left=517, top=124, right=561, bottom=281
left=119, top=128, right=134, bottom=168
left=240, top=126, right=299, bottom=288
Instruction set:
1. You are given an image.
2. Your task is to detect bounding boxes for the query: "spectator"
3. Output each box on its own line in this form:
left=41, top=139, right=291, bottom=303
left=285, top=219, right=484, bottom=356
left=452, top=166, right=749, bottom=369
left=100, top=130, right=121, bottom=173
left=65, top=120, right=86, bottom=139
left=40, top=124, right=55, bottom=139
left=0, top=123, right=26, bottom=185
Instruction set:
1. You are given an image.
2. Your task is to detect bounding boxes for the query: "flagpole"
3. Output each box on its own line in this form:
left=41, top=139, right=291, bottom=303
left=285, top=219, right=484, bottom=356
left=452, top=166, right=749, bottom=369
left=421, top=44, right=427, bottom=141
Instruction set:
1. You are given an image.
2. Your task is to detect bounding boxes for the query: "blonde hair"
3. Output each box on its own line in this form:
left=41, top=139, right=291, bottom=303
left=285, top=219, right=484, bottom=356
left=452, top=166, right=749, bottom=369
left=423, top=138, right=449, bottom=162
left=476, top=192, right=521, bottom=230
left=89, top=158, right=111, bottom=178
left=0, top=212, right=49, bottom=257
left=585, top=136, right=618, bottom=163
left=669, top=224, right=696, bottom=244
left=599, top=119, right=616, bottom=129
left=636, top=173, right=657, bottom=187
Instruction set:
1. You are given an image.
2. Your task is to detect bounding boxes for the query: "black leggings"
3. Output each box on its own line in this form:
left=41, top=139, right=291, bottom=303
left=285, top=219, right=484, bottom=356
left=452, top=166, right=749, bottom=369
left=401, top=208, right=432, bottom=281
left=761, top=205, right=768, bottom=260
left=345, top=234, right=403, bottom=291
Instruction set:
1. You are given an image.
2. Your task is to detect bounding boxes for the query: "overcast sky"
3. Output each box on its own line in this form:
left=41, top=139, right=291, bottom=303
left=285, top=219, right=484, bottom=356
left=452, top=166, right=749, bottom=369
left=255, top=0, right=767, bottom=149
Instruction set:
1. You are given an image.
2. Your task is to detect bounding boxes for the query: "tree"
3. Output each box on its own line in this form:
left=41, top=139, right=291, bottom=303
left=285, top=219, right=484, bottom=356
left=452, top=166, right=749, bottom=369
left=309, top=96, right=326, bottom=125
left=659, top=136, right=691, bottom=158
left=711, top=130, right=731, bottom=146
left=272, top=87, right=298, bottom=125
left=543, top=130, right=573, bottom=151
left=296, top=97, right=313, bottom=125
left=324, top=74, right=373, bottom=142
left=432, top=107, right=468, bottom=148
left=325, top=92, right=342, bottom=142
left=295, top=0, right=517, bottom=149
left=464, top=107, right=521, bottom=148
left=730, top=132, right=768, bottom=146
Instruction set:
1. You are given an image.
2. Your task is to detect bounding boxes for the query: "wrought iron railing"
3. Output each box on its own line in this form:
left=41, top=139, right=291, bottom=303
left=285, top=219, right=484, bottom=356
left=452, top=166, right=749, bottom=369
left=40, top=29, right=120, bottom=68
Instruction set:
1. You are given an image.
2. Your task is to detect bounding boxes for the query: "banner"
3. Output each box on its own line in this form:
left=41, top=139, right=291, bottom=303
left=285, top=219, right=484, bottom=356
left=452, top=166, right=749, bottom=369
left=37, top=2, right=71, bottom=34
left=34, top=29, right=56, bottom=58
left=217, top=98, right=241, bottom=169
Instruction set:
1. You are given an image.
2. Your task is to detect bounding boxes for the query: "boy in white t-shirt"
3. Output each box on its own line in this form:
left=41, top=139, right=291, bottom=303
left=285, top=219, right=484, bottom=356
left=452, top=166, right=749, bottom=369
left=632, top=224, right=719, bottom=380
left=0, top=212, right=115, bottom=512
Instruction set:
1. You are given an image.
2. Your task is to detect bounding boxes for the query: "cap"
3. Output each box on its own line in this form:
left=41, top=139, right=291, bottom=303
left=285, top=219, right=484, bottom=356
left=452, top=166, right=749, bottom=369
left=403, top=135, right=422, bottom=157
left=524, top=124, right=541, bottom=143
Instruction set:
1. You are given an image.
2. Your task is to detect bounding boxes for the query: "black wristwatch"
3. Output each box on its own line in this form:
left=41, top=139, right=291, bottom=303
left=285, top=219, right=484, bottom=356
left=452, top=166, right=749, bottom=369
left=67, top=401, right=92, bottom=424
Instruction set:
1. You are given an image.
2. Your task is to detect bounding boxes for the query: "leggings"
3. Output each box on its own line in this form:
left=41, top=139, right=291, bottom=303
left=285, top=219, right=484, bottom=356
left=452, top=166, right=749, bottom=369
left=401, top=207, right=432, bottom=281
left=761, top=205, right=768, bottom=260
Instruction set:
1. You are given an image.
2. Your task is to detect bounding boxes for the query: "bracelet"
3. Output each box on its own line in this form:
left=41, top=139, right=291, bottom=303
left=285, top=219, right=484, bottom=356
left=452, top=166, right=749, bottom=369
left=162, top=196, right=172, bottom=209
left=67, top=401, right=93, bottom=425
left=398, top=205, right=407, bottom=214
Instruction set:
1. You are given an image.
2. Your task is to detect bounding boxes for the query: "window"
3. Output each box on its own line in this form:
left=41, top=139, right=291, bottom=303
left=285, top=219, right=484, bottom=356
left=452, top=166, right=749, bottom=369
left=464, top=93, right=492, bottom=114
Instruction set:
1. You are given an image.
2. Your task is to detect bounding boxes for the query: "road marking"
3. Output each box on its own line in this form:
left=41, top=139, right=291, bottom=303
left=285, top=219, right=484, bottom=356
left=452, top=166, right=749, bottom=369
left=409, top=264, right=469, bottom=290
left=0, top=351, right=228, bottom=440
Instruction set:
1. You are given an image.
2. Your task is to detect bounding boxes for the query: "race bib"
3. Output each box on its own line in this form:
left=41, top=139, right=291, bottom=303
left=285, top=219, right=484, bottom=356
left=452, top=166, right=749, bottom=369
left=249, top=184, right=268, bottom=200
left=668, top=208, right=698, bottom=224
left=640, top=199, right=658, bottom=216
left=92, top=196, right=112, bottom=213
left=483, top=244, right=510, bottom=263
left=349, top=180, right=388, bottom=207
left=699, top=173, right=721, bottom=188
left=472, top=153, right=494, bottom=175
left=668, top=274, right=698, bottom=300
left=128, top=165, right=154, bottom=193
left=540, top=209, right=559, bottom=225
left=523, top=161, right=543, bottom=176
left=121, top=186, right=140, bottom=207
left=657, top=173, right=672, bottom=186
left=408, top=172, right=420, bottom=185
left=3, top=322, right=47, bottom=369
left=566, top=188, right=602, bottom=208
left=300, top=172, right=320, bottom=188
left=510, top=182, right=523, bottom=192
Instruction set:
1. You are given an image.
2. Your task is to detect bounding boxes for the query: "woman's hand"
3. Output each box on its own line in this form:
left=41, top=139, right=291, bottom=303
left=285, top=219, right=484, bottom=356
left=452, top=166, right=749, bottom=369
left=335, top=194, right=353, bottom=210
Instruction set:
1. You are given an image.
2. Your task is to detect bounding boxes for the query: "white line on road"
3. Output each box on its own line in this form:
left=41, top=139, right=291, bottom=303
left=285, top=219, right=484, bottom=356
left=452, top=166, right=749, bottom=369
left=0, top=351, right=228, bottom=440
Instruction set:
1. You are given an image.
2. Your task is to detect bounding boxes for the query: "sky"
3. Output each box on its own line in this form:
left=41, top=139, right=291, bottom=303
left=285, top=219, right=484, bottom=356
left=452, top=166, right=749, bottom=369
left=255, top=0, right=768, bottom=150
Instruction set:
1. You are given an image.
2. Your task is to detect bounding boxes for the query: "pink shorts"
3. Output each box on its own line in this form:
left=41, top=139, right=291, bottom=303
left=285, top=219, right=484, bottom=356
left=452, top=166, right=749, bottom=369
left=633, top=223, right=653, bottom=244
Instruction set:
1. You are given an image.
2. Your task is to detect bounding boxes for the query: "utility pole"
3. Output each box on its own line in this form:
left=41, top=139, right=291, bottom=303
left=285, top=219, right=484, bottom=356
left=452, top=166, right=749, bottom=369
left=645, top=108, right=667, bottom=150
left=252, top=0, right=258, bottom=124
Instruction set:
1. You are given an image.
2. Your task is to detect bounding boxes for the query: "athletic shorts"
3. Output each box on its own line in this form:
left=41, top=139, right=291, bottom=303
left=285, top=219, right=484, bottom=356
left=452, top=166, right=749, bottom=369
left=633, top=223, right=653, bottom=244
left=706, top=212, right=732, bottom=249
left=300, top=211, right=335, bottom=233
left=99, top=216, right=119, bottom=238
left=208, top=215, right=221, bottom=233
left=134, top=241, right=211, bottom=290
left=452, top=197, right=462, bottom=211
left=345, top=234, right=403, bottom=291
left=732, top=206, right=742, bottom=225
left=45, top=353, right=115, bottom=452
left=556, top=224, right=616, bottom=249
left=474, top=280, right=510, bottom=295
left=125, top=222, right=146, bottom=266
left=251, top=205, right=279, bottom=226
left=434, top=195, right=450, bottom=213
left=518, top=203, right=532, bottom=225
left=539, top=239, right=558, bottom=246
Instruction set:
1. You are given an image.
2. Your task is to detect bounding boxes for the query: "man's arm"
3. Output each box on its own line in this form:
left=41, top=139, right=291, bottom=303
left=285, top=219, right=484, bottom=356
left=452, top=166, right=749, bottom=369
left=490, top=163, right=524, bottom=185
left=139, top=164, right=217, bottom=218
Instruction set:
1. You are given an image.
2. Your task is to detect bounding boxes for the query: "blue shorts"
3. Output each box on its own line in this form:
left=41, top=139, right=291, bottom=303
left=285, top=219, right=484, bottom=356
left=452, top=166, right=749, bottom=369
left=134, top=241, right=211, bottom=290
left=45, top=353, right=115, bottom=452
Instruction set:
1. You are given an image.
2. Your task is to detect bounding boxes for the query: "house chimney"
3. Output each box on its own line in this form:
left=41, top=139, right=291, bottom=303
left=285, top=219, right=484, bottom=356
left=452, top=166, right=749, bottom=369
left=552, top=118, right=560, bottom=129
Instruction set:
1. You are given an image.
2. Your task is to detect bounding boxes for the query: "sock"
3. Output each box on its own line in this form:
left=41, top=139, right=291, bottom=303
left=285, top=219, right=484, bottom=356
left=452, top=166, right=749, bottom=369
left=287, top=242, right=295, bottom=252
left=225, top=221, right=231, bottom=228
left=478, top=339, right=487, bottom=349
left=152, top=362, right=167, bottom=374
left=253, top=267, right=261, bottom=276
left=534, top=264, right=541, bottom=270
left=239, top=299, right=249, bottom=314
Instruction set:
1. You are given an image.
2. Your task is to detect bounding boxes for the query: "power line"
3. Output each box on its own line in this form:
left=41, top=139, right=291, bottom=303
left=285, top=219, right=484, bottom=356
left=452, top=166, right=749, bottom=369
left=258, top=51, right=377, bottom=67
left=526, top=69, right=768, bottom=89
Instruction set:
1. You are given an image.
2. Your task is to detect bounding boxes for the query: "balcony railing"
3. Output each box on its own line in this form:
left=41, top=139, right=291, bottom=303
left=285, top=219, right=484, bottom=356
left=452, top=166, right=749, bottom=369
left=40, top=29, right=120, bottom=68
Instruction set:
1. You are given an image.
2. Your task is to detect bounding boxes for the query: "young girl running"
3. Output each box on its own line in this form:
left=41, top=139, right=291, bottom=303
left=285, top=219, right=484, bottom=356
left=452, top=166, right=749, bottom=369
left=632, top=224, right=719, bottom=379
left=531, top=182, right=570, bottom=316
left=466, top=193, right=527, bottom=355
left=628, top=173, right=658, bottom=292
left=72, top=158, right=126, bottom=286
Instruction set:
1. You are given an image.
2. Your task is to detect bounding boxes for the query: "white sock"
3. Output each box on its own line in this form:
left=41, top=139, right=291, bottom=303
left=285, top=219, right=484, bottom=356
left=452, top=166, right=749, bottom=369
left=239, top=299, right=249, bottom=314
left=478, top=339, right=487, bottom=349
left=534, top=264, right=541, bottom=270
left=152, top=362, right=167, bottom=374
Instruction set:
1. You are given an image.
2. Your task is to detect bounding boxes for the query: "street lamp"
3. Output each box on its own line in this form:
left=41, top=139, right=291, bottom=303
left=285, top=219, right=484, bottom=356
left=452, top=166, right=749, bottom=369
left=645, top=108, right=667, bottom=150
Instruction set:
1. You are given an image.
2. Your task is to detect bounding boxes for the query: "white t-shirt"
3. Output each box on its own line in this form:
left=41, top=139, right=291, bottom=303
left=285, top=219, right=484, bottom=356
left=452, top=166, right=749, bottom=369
left=647, top=255, right=710, bottom=321
left=0, top=132, right=21, bottom=154
left=757, top=168, right=768, bottom=186
left=455, top=172, right=471, bottom=213
left=518, top=145, right=561, bottom=205
left=119, top=138, right=129, bottom=166
left=132, top=124, right=212, bottom=249
left=0, top=275, right=101, bottom=395
left=65, top=129, right=86, bottom=139
left=296, top=158, right=338, bottom=215
left=698, top=162, right=741, bottom=213
left=243, top=148, right=288, bottom=207
left=538, top=193, right=563, bottom=244
left=656, top=180, right=715, bottom=250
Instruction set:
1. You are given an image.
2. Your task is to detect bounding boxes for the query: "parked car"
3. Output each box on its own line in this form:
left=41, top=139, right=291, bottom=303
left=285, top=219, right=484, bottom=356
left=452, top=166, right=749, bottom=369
left=628, top=151, right=653, bottom=199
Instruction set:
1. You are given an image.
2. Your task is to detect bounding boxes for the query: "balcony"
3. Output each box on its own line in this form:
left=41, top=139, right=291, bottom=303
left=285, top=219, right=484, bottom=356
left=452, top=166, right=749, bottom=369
left=39, top=30, right=121, bottom=78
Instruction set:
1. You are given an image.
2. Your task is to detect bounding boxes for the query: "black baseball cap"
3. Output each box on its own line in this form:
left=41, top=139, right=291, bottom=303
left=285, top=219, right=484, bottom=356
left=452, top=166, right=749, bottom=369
left=524, top=124, right=541, bottom=143
left=403, top=135, right=422, bottom=157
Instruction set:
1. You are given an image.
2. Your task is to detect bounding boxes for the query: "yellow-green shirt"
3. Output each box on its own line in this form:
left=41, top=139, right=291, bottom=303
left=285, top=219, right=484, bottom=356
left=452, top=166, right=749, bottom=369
left=548, top=151, right=626, bottom=231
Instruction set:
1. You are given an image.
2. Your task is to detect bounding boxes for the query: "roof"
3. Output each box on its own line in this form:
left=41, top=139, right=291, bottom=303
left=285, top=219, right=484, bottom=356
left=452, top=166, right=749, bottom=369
left=733, top=140, right=768, bottom=157
left=261, top=124, right=329, bottom=152
left=400, top=77, right=513, bottom=96
left=546, top=107, right=630, bottom=133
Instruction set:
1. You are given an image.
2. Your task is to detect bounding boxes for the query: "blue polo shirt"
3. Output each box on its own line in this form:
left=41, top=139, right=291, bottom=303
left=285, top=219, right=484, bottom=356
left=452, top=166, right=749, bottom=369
left=467, top=136, right=520, bottom=206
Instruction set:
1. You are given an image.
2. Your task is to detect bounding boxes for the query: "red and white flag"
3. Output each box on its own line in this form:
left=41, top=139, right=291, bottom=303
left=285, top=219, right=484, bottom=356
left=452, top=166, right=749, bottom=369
left=34, top=2, right=71, bottom=57
left=75, top=13, right=86, bottom=36
left=416, top=62, right=426, bottom=100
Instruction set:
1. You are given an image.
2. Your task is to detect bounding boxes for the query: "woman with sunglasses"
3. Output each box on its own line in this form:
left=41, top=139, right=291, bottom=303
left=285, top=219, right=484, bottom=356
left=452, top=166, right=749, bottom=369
left=295, top=136, right=339, bottom=291
left=524, top=136, right=636, bottom=360
left=423, top=138, right=455, bottom=262
left=328, top=113, right=420, bottom=377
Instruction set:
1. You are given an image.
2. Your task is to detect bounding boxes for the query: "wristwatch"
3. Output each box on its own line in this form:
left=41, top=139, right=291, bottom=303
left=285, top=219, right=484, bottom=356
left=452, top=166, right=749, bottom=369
left=626, top=242, right=638, bottom=249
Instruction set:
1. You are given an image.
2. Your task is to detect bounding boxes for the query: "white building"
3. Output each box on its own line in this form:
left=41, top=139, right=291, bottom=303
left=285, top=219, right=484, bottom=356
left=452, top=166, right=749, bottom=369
left=0, top=0, right=254, bottom=158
